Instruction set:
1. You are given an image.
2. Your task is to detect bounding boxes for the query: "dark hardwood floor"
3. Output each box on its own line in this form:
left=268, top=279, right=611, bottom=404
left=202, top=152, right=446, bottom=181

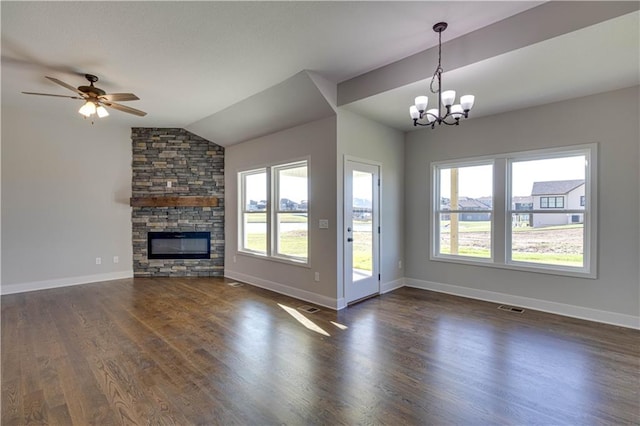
left=2, top=277, right=639, bottom=425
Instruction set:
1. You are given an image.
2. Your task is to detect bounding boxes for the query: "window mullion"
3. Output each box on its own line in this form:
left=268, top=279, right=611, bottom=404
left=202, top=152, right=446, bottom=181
left=431, top=165, right=441, bottom=258
left=493, top=158, right=506, bottom=265
left=266, top=166, right=273, bottom=257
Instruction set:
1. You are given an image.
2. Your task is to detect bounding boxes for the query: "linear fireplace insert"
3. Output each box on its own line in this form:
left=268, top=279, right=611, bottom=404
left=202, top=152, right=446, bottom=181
left=148, top=231, right=211, bottom=259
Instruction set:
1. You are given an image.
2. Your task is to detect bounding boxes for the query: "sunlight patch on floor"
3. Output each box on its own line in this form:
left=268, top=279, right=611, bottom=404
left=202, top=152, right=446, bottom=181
left=278, top=303, right=330, bottom=336
left=331, top=321, right=348, bottom=330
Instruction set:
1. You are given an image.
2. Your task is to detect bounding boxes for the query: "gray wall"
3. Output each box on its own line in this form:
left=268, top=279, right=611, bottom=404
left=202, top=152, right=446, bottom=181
left=404, top=86, right=639, bottom=319
left=1, top=106, right=133, bottom=291
left=337, top=109, right=405, bottom=297
left=224, top=116, right=339, bottom=305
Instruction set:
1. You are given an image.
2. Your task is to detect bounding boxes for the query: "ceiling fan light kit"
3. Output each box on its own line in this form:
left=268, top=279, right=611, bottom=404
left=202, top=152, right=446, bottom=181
left=22, top=73, right=146, bottom=122
left=410, top=22, right=475, bottom=128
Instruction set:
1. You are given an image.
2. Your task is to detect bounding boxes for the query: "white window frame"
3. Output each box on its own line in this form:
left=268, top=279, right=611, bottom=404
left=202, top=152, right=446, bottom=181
left=238, top=167, right=269, bottom=256
left=273, top=160, right=309, bottom=263
left=430, top=143, right=598, bottom=279
left=432, top=158, right=495, bottom=263
left=238, top=159, right=309, bottom=266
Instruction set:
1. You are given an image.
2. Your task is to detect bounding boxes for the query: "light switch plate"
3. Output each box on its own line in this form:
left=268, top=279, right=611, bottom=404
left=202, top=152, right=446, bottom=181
left=319, top=219, right=329, bottom=229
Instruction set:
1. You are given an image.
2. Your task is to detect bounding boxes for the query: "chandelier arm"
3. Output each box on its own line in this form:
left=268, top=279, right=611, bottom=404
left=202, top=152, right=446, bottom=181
left=440, top=116, right=460, bottom=126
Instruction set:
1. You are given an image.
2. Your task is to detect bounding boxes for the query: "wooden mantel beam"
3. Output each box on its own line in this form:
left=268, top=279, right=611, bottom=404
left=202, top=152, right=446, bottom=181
left=130, top=196, right=219, bottom=207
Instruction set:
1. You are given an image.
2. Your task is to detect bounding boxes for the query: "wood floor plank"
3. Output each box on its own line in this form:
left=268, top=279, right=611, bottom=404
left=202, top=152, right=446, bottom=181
left=1, top=297, right=24, bottom=425
left=2, top=277, right=639, bottom=425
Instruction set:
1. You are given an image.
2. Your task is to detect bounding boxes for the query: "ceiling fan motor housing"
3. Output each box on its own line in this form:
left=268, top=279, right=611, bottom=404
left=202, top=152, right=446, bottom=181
left=78, top=74, right=105, bottom=97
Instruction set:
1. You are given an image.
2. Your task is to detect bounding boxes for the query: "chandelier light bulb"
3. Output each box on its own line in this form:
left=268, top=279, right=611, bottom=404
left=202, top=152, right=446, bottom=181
left=414, top=96, right=429, bottom=112
left=460, top=95, right=475, bottom=111
left=426, top=108, right=439, bottom=123
left=451, top=104, right=464, bottom=119
left=441, top=90, right=456, bottom=108
left=409, top=105, right=420, bottom=119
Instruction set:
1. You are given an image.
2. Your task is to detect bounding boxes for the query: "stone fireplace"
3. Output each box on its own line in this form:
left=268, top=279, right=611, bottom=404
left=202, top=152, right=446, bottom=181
left=131, top=128, right=224, bottom=277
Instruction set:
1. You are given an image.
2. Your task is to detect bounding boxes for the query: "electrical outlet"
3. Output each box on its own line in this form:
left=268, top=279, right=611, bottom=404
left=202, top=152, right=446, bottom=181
left=398, top=260, right=402, bottom=269
left=319, top=219, right=329, bottom=229
left=167, top=181, right=172, bottom=188
left=95, top=257, right=102, bottom=265
left=233, top=255, right=237, bottom=263
left=113, top=256, right=119, bottom=264
left=314, top=272, right=320, bottom=282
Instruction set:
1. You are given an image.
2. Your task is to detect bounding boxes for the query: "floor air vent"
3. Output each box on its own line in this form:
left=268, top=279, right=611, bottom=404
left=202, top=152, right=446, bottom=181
left=498, top=305, right=525, bottom=314
left=297, top=305, right=320, bottom=314
left=227, top=282, right=244, bottom=288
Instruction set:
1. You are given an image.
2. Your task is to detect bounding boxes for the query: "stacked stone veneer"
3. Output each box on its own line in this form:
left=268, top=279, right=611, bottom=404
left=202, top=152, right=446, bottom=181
left=131, top=128, right=224, bottom=277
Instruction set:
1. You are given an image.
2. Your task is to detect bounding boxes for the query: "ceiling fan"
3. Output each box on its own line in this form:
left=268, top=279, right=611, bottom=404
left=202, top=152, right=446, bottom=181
left=22, top=74, right=147, bottom=118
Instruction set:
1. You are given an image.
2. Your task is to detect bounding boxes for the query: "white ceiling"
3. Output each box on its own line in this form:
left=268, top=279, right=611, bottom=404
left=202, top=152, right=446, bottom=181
left=2, top=1, right=638, bottom=142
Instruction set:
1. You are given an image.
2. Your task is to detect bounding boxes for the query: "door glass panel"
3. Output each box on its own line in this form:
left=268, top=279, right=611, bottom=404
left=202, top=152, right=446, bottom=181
left=352, top=170, right=373, bottom=282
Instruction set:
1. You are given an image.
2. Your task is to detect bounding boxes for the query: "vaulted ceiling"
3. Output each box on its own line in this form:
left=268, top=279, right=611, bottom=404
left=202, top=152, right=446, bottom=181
left=2, top=2, right=638, bottom=145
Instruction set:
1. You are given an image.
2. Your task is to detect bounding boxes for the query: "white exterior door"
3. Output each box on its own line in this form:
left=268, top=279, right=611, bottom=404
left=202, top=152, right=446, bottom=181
left=344, top=159, right=380, bottom=304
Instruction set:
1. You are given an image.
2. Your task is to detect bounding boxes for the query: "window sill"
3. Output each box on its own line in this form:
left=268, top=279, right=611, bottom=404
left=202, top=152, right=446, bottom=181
left=237, top=251, right=311, bottom=269
left=430, top=254, right=596, bottom=279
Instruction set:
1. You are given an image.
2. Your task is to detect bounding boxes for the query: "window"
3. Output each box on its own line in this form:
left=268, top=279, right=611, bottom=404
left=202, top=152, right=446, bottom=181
left=431, top=144, right=597, bottom=277
left=540, top=196, right=564, bottom=208
left=509, top=152, right=589, bottom=271
left=239, top=160, right=308, bottom=263
left=240, top=169, right=267, bottom=254
left=274, top=162, right=308, bottom=261
left=433, top=162, right=493, bottom=260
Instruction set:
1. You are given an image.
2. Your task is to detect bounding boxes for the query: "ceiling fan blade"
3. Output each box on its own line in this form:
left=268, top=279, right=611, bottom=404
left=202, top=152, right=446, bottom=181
left=22, top=91, right=84, bottom=99
left=102, top=101, right=147, bottom=117
left=100, top=93, right=139, bottom=102
left=45, top=76, right=85, bottom=96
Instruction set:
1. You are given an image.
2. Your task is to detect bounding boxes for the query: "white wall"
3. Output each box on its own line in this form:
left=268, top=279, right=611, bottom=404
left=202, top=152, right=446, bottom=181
left=224, top=116, right=339, bottom=308
left=404, top=86, right=639, bottom=326
left=337, top=109, right=405, bottom=298
left=1, top=106, right=133, bottom=293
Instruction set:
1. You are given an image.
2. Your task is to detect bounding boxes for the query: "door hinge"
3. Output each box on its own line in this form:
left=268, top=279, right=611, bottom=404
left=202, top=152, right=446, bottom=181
left=378, top=273, right=381, bottom=280
left=378, top=226, right=380, bottom=234
left=378, top=178, right=380, bottom=186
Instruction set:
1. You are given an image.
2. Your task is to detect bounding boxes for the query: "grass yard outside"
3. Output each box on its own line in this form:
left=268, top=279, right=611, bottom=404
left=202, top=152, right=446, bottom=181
left=439, top=220, right=584, bottom=267
left=245, top=217, right=584, bottom=269
left=352, top=230, right=373, bottom=271
left=246, top=213, right=307, bottom=223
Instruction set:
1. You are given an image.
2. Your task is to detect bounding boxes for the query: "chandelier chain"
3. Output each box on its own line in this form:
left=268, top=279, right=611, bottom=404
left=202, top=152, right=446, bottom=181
left=430, top=29, right=443, bottom=95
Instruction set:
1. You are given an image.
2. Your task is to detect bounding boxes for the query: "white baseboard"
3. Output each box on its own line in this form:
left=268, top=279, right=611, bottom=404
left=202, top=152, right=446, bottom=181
left=224, top=270, right=340, bottom=310
left=404, top=277, right=640, bottom=330
left=336, top=297, right=347, bottom=310
left=221, top=273, right=407, bottom=311
left=381, top=278, right=404, bottom=294
left=1, top=270, right=134, bottom=295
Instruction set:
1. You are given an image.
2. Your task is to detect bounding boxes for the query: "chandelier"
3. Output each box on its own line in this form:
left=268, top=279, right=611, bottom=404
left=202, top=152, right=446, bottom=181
left=409, top=22, right=475, bottom=128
